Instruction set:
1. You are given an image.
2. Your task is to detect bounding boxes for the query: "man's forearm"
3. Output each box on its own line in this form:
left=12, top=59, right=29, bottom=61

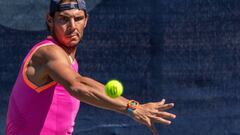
left=70, top=76, right=130, bottom=115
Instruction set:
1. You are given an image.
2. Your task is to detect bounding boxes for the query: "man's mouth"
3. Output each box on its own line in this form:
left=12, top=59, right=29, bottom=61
left=66, top=34, right=78, bottom=38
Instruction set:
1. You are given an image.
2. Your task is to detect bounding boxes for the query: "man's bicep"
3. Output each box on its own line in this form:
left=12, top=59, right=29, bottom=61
left=46, top=59, right=79, bottom=89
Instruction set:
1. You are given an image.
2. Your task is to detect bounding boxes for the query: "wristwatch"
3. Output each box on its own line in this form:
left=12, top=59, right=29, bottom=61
left=127, top=100, right=140, bottom=114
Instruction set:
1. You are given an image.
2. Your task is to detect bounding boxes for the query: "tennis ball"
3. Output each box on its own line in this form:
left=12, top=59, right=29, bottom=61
left=105, top=80, right=123, bottom=98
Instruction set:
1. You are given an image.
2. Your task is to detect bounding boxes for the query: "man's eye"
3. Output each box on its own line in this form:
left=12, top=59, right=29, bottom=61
left=75, top=17, right=84, bottom=22
left=59, top=17, right=69, bottom=23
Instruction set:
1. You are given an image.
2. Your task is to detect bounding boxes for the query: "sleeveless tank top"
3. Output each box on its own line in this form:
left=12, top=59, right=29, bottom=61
left=6, top=37, right=80, bottom=135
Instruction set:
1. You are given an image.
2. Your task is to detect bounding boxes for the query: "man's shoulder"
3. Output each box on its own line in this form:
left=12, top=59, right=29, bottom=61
left=33, top=45, right=68, bottom=63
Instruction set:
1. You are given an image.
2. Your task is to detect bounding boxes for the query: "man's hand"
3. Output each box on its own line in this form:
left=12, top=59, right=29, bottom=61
left=131, top=99, right=176, bottom=135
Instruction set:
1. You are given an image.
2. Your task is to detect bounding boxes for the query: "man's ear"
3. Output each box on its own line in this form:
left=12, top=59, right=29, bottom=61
left=84, top=14, right=88, bottom=28
left=47, top=14, right=54, bottom=29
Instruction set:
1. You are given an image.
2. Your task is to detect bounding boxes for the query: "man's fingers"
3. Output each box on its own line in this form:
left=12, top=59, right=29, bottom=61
left=156, top=111, right=176, bottom=119
left=159, top=99, right=165, bottom=105
left=158, top=103, right=174, bottom=111
left=151, top=116, right=172, bottom=125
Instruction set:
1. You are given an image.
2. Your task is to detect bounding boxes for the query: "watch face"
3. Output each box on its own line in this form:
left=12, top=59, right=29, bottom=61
left=128, top=100, right=139, bottom=110
left=131, top=101, right=138, bottom=106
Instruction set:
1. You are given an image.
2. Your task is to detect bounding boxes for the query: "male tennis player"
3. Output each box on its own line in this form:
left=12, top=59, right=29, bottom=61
left=6, top=0, right=176, bottom=134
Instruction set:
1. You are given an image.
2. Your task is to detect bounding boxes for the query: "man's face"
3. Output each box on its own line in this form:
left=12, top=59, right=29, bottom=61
left=48, top=9, right=88, bottom=47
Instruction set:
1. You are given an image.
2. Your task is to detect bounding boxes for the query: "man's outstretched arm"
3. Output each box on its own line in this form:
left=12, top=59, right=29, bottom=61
left=43, top=46, right=176, bottom=135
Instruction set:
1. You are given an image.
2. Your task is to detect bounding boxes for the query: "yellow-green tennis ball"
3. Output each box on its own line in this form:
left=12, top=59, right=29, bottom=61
left=105, top=80, right=123, bottom=98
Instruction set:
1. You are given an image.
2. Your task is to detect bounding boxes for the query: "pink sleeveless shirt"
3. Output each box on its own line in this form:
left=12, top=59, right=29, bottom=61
left=6, top=37, right=80, bottom=135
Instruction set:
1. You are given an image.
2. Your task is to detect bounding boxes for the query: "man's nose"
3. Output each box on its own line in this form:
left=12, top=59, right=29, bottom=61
left=69, top=18, right=76, bottom=30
